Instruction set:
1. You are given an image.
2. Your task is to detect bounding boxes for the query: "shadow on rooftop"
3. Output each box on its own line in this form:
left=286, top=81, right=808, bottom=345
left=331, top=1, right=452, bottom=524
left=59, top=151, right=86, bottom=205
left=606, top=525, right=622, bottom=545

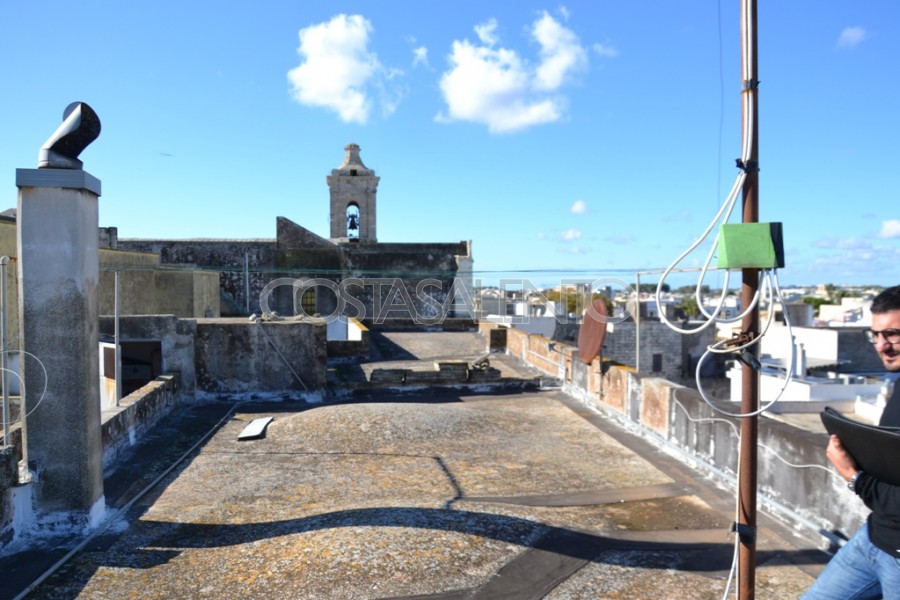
left=86, top=505, right=828, bottom=574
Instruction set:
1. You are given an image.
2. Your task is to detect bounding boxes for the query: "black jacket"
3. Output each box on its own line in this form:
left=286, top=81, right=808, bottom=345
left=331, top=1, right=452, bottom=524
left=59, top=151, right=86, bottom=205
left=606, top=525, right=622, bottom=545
left=856, top=383, right=900, bottom=555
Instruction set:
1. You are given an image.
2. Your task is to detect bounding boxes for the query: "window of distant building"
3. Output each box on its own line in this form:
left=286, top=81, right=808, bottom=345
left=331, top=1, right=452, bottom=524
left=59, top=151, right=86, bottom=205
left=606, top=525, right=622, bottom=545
left=652, top=353, right=663, bottom=373
left=299, top=288, right=316, bottom=317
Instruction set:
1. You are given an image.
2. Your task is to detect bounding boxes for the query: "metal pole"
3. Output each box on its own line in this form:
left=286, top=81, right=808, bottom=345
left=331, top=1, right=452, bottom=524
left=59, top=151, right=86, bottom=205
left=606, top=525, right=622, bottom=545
left=635, top=272, right=641, bottom=372
left=738, top=0, right=760, bottom=597
left=1, top=256, right=9, bottom=445
left=244, top=253, right=250, bottom=314
left=114, top=270, right=122, bottom=406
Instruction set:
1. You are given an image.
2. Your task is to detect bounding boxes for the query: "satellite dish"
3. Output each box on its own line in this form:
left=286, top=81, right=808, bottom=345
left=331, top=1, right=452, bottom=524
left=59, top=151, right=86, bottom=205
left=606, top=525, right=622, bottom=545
left=577, top=298, right=608, bottom=364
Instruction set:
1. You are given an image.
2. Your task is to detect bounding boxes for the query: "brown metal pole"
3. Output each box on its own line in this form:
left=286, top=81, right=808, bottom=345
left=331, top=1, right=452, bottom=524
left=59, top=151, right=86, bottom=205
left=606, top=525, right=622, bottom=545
left=738, top=0, right=759, bottom=598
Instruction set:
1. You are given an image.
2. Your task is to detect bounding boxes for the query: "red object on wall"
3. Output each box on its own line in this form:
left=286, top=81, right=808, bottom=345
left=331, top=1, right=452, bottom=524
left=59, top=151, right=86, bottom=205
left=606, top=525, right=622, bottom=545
left=577, top=298, right=608, bottom=364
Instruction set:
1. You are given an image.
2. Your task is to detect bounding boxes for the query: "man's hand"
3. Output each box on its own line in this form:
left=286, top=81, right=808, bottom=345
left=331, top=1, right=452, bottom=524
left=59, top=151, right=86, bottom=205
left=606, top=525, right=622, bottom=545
left=826, top=434, right=859, bottom=482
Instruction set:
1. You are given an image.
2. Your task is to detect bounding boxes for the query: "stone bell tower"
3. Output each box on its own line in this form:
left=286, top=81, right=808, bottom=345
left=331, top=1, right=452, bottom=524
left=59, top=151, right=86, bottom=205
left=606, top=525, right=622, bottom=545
left=327, top=143, right=379, bottom=243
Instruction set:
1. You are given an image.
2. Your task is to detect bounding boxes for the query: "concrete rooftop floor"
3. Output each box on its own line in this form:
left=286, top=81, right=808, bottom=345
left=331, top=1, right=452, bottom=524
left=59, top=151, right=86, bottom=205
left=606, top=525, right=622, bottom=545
left=1, top=332, right=829, bottom=599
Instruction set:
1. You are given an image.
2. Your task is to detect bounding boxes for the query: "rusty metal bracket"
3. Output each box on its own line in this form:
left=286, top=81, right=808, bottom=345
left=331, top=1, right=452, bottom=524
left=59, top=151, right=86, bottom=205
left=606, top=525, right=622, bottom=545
left=731, top=522, right=757, bottom=544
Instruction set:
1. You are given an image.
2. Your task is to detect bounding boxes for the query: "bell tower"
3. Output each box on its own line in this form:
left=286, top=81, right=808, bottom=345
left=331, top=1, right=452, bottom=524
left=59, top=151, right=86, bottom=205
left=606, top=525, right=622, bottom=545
left=327, top=143, right=379, bottom=242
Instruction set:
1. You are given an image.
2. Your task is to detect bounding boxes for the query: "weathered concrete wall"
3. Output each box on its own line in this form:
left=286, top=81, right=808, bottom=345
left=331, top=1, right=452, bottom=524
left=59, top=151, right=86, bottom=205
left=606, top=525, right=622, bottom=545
left=0, top=220, right=20, bottom=352
left=555, top=320, right=703, bottom=381
left=117, top=238, right=278, bottom=316
left=0, top=426, right=24, bottom=545
left=99, top=263, right=219, bottom=319
left=1, top=373, right=181, bottom=549
left=482, top=322, right=866, bottom=548
left=100, top=315, right=198, bottom=396
left=276, top=216, right=335, bottom=249
left=836, top=328, right=884, bottom=373
left=194, top=318, right=326, bottom=394
left=17, top=172, right=104, bottom=518
left=118, top=231, right=472, bottom=323
left=101, top=374, right=180, bottom=470
left=479, top=321, right=507, bottom=351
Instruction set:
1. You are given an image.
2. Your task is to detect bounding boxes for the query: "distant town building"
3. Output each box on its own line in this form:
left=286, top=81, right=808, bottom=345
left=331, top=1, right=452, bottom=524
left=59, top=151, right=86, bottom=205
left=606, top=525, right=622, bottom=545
left=117, top=144, right=475, bottom=323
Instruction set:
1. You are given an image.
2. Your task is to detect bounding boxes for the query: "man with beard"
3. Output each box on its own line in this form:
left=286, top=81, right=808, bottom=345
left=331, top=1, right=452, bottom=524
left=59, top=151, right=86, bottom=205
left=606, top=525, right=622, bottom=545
left=803, top=285, right=900, bottom=599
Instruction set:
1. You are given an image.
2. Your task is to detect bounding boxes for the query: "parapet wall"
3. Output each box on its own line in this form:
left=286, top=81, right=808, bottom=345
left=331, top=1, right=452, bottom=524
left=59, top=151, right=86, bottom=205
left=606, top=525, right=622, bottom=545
left=102, top=374, right=181, bottom=470
left=0, top=374, right=181, bottom=548
left=490, top=323, right=868, bottom=548
left=194, top=318, right=327, bottom=395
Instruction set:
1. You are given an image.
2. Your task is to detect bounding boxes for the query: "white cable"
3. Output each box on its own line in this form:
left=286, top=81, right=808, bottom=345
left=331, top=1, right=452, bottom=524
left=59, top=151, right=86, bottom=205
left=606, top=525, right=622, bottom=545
left=655, top=104, right=757, bottom=335
left=1, top=350, right=49, bottom=423
left=693, top=272, right=796, bottom=419
left=672, top=399, right=839, bottom=478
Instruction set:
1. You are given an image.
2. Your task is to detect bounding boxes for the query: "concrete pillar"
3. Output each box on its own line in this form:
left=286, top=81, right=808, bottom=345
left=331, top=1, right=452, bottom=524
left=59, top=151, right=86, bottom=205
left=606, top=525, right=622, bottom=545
left=15, top=168, right=104, bottom=525
left=452, top=251, right=474, bottom=319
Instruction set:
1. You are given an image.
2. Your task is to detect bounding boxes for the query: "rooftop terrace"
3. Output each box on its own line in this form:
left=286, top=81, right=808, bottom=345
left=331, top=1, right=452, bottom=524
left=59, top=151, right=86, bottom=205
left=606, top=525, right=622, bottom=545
left=1, top=331, right=830, bottom=599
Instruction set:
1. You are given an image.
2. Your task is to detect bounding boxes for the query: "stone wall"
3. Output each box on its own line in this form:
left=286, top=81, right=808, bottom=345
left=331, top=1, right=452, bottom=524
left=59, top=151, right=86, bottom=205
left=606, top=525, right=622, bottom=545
left=99, top=264, right=220, bottom=319
left=100, top=315, right=198, bottom=396
left=0, top=425, right=23, bottom=545
left=117, top=238, right=279, bottom=315
left=1, top=374, right=181, bottom=549
left=836, top=328, right=884, bottom=373
left=194, top=318, right=327, bottom=395
left=101, top=374, right=180, bottom=470
left=531, top=319, right=713, bottom=381
left=486, top=323, right=866, bottom=549
left=118, top=225, right=473, bottom=322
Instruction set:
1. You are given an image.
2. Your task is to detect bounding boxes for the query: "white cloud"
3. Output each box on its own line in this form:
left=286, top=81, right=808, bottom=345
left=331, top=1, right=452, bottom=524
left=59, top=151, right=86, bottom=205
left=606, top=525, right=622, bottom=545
left=880, top=219, right=900, bottom=239
left=837, top=26, right=867, bottom=49
left=288, top=14, right=399, bottom=124
left=570, top=200, right=587, bottom=214
left=532, top=11, right=588, bottom=91
left=592, top=42, right=619, bottom=58
left=412, top=46, right=429, bottom=68
left=474, top=19, right=499, bottom=46
left=562, top=228, right=582, bottom=241
left=812, top=236, right=872, bottom=250
left=436, top=12, right=596, bottom=133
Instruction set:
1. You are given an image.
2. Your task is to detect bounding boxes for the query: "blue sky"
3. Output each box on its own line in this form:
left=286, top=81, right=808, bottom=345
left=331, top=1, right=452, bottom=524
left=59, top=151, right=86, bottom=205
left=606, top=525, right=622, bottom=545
left=1, top=1, right=898, bottom=289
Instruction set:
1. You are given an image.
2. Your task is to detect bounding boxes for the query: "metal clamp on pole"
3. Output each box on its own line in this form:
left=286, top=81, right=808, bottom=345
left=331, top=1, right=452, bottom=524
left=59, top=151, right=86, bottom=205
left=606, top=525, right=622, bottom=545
left=732, top=522, right=758, bottom=544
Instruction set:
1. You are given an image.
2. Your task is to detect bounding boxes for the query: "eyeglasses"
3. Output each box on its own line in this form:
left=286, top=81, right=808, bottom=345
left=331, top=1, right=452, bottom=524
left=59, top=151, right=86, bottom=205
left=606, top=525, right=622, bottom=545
left=865, top=329, right=900, bottom=344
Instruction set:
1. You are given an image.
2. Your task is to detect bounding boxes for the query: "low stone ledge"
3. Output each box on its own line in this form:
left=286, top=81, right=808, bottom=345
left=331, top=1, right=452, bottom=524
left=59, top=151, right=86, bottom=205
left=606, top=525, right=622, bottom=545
left=102, top=374, right=181, bottom=470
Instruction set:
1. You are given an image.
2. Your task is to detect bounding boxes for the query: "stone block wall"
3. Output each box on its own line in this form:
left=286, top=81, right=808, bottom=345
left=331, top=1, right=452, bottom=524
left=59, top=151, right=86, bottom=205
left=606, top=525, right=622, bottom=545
left=551, top=319, right=711, bottom=381
left=117, top=239, right=279, bottom=315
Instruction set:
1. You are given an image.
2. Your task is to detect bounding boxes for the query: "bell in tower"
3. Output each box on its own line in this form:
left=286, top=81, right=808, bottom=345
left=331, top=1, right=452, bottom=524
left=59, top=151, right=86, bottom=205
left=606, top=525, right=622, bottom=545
left=327, top=143, right=380, bottom=243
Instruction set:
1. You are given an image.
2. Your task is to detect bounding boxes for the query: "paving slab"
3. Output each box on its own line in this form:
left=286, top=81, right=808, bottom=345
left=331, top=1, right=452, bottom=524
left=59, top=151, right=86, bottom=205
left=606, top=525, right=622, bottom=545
left=7, top=389, right=825, bottom=599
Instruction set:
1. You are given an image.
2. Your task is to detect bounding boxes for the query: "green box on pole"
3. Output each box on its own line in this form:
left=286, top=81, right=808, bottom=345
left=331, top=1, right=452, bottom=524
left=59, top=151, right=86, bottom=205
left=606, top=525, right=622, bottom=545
left=716, top=222, right=785, bottom=269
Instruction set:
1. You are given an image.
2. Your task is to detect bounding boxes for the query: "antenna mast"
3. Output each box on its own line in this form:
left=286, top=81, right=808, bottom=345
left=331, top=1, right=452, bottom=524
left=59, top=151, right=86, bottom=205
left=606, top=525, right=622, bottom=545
left=738, top=0, right=760, bottom=597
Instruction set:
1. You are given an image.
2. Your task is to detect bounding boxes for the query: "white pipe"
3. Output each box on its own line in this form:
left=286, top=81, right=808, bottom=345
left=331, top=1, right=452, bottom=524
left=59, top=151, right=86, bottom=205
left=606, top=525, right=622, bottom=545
left=1, top=256, right=9, bottom=444
left=114, top=271, right=122, bottom=406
